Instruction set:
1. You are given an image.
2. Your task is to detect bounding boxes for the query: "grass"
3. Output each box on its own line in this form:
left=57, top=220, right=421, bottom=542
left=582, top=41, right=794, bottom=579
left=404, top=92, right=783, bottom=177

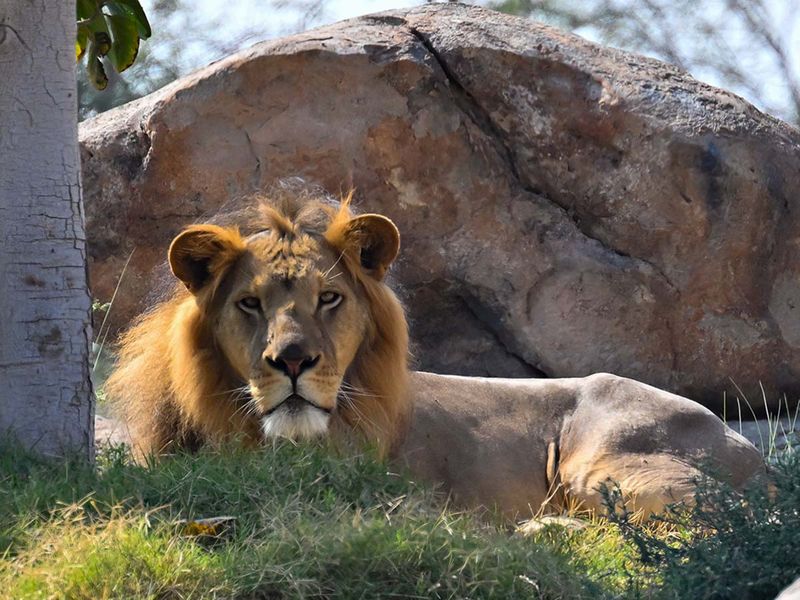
left=1, top=436, right=798, bottom=599
left=0, top=442, right=621, bottom=599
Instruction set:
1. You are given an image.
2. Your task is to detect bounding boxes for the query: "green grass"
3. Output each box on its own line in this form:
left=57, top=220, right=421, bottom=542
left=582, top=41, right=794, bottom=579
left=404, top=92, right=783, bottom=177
left=0, top=440, right=798, bottom=599
left=0, top=442, right=620, bottom=599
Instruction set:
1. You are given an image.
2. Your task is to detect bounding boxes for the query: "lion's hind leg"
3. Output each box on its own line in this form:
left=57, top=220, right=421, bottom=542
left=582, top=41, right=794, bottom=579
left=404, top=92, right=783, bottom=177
left=558, top=452, right=702, bottom=521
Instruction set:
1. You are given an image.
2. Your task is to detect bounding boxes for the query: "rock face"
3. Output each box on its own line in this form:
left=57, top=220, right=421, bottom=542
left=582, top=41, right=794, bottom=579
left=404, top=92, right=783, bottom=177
left=80, top=4, right=800, bottom=409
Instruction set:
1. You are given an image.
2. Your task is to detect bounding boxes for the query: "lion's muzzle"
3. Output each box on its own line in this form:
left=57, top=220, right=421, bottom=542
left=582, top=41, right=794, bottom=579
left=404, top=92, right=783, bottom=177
left=260, top=394, right=331, bottom=441
left=264, top=393, right=332, bottom=416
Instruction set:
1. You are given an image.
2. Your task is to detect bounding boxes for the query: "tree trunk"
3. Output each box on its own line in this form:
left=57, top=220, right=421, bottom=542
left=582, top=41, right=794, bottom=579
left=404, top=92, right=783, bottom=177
left=0, top=1, right=94, bottom=459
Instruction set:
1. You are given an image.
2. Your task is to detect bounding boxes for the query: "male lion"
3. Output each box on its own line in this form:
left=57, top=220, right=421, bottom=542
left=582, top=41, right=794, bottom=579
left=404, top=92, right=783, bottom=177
left=107, top=187, right=764, bottom=519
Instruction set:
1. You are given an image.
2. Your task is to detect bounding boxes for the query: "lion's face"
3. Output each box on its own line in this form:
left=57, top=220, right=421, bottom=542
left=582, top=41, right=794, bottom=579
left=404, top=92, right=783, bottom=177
left=167, top=208, right=402, bottom=442
left=214, top=234, right=369, bottom=439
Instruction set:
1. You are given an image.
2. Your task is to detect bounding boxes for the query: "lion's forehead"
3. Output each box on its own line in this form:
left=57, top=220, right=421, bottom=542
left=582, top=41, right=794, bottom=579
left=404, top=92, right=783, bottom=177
left=244, top=232, right=340, bottom=290
left=263, top=254, right=315, bottom=281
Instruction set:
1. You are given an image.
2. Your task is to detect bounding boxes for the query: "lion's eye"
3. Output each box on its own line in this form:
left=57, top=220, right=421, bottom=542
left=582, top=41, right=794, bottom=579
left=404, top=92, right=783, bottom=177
left=319, top=291, right=342, bottom=309
left=237, top=296, right=261, bottom=312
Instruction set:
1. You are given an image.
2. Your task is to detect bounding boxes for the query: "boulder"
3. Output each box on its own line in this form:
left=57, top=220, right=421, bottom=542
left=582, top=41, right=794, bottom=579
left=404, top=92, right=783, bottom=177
left=79, top=3, right=800, bottom=409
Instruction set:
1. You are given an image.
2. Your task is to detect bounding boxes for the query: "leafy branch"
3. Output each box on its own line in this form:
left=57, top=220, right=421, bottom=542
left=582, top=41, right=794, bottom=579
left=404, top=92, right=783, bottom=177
left=76, top=0, right=151, bottom=90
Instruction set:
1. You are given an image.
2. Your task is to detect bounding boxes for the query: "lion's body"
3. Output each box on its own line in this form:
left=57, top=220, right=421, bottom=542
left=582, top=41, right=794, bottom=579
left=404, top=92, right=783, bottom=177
left=108, top=187, right=764, bottom=520
left=402, top=372, right=762, bottom=517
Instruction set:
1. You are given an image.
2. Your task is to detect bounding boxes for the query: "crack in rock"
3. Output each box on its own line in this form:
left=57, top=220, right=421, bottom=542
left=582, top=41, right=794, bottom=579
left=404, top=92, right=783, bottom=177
left=408, top=26, right=525, bottom=185
left=244, top=129, right=262, bottom=189
left=407, top=25, right=678, bottom=292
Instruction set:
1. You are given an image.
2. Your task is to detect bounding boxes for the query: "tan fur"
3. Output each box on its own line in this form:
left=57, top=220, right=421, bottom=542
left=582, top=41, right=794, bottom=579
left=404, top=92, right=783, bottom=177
left=401, top=372, right=765, bottom=520
left=107, top=189, right=409, bottom=458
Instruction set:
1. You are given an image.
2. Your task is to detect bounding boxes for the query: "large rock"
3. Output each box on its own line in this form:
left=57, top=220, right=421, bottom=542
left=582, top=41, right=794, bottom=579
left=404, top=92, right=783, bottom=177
left=80, top=3, right=800, bottom=410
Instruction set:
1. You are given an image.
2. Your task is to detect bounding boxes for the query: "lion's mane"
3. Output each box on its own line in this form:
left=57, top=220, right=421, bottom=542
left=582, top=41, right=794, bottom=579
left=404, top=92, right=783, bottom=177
left=106, top=187, right=410, bottom=457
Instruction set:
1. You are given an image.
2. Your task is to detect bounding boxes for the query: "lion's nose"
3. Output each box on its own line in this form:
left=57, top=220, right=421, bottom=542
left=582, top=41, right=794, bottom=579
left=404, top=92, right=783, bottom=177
left=266, top=344, right=320, bottom=379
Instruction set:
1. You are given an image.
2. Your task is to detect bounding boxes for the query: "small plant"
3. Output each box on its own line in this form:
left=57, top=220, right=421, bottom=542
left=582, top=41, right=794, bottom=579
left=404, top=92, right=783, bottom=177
left=724, top=381, right=800, bottom=460
left=90, top=251, right=134, bottom=396
left=603, top=453, right=800, bottom=599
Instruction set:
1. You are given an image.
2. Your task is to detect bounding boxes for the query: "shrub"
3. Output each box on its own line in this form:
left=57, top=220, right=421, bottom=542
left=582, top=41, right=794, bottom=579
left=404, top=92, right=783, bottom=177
left=604, top=452, right=800, bottom=600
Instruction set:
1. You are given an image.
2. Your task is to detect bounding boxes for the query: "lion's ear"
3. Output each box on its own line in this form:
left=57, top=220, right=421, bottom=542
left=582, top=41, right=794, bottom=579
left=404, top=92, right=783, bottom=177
left=345, top=214, right=400, bottom=281
left=168, top=224, right=246, bottom=293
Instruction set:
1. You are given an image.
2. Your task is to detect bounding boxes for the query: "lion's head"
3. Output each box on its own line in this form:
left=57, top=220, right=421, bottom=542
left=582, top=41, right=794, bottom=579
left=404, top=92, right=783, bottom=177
left=108, top=189, right=410, bottom=456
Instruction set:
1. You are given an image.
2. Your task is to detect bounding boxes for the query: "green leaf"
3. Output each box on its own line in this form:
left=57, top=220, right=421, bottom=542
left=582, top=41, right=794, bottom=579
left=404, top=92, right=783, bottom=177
left=104, top=0, right=152, bottom=38
left=86, top=41, right=109, bottom=90
left=75, top=0, right=150, bottom=87
left=93, top=30, right=112, bottom=57
left=76, top=0, right=98, bottom=21
left=104, top=13, right=140, bottom=72
left=83, top=11, right=112, bottom=56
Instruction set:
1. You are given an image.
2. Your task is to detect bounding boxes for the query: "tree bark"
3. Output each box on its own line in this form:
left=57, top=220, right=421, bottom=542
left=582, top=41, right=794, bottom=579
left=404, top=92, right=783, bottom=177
left=0, top=1, right=94, bottom=459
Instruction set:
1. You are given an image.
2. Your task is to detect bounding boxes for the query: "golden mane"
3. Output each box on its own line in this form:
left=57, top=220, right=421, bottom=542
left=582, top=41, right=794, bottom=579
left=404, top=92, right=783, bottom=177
left=107, top=188, right=410, bottom=458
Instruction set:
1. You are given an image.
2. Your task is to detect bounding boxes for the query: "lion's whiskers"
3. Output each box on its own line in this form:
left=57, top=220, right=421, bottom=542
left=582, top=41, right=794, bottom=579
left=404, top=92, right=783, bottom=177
left=213, top=384, right=250, bottom=397
left=230, top=394, right=260, bottom=421
left=338, top=390, right=366, bottom=421
left=340, top=381, right=385, bottom=399
left=322, top=248, right=347, bottom=281
left=338, top=390, right=380, bottom=433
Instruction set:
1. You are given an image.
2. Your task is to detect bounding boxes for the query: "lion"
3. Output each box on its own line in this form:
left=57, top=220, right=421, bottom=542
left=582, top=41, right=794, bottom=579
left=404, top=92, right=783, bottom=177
left=107, top=186, right=764, bottom=520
